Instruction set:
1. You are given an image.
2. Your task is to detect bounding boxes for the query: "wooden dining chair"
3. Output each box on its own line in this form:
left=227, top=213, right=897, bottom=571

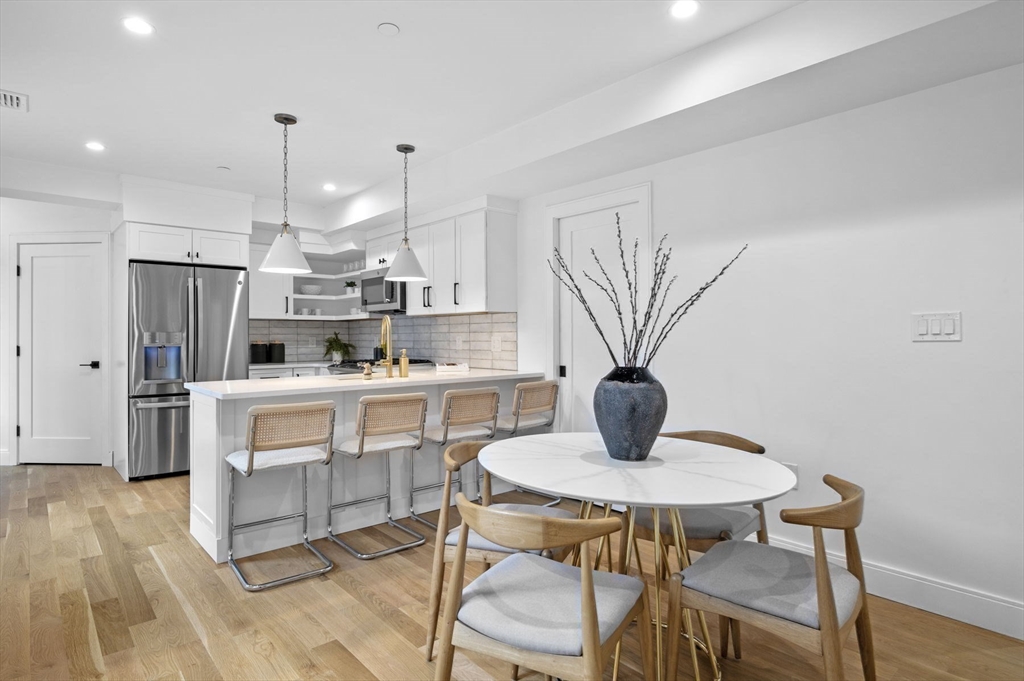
left=424, top=441, right=576, bottom=661
left=434, top=493, right=656, bottom=681
left=630, top=429, right=767, bottom=658
left=665, top=475, right=875, bottom=681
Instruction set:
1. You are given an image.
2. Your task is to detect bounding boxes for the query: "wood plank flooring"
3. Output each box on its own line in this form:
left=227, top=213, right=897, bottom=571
left=1, top=464, right=1021, bottom=680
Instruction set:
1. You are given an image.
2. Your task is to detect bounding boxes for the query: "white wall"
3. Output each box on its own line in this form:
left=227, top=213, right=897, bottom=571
left=0, top=197, right=117, bottom=464
left=518, top=64, right=1024, bottom=637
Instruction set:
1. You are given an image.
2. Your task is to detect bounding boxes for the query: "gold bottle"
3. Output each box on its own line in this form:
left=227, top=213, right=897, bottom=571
left=399, top=349, right=409, bottom=378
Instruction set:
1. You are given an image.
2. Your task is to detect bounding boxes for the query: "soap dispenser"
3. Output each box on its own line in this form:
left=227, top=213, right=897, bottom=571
left=399, top=349, right=409, bottom=378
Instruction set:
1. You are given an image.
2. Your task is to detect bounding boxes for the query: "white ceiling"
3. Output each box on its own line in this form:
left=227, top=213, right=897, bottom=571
left=0, top=0, right=801, bottom=206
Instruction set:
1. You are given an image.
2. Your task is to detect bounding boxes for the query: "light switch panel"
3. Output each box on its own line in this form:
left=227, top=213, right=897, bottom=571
left=911, top=312, right=961, bottom=342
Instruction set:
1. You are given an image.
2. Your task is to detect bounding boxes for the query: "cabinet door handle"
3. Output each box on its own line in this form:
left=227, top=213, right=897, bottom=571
left=285, top=297, right=289, bottom=314
left=427, top=286, right=433, bottom=307
left=423, top=287, right=427, bottom=308
left=195, top=252, right=200, bottom=260
left=454, top=282, right=459, bottom=305
left=187, top=251, right=191, bottom=260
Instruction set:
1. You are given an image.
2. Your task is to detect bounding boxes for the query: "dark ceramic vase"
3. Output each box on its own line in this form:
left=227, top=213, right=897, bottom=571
left=593, top=367, right=668, bottom=462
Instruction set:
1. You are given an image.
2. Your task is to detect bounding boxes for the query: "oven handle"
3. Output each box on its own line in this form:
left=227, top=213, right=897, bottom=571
left=132, top=400, right=190, bottom=410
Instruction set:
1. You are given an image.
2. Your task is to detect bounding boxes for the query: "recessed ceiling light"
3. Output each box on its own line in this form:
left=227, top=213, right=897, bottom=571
left=671, top=0, right=700, bottom=19
left=85, top=141, right=105, bottom=151
left=323, top=183, right=337, bottom=192
left=377, top=22, right=400, bottom=36
left=123, top=17, right=154, bottom=35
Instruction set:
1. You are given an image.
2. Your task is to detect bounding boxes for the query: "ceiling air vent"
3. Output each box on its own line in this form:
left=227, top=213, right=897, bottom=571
left=1, top=90, right=29, bottom=112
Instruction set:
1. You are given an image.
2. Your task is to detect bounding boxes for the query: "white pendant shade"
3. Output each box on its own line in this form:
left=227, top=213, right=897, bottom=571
left=260, top=228, right=311, bottom=274
left=385, top=239, right=427, bottom=281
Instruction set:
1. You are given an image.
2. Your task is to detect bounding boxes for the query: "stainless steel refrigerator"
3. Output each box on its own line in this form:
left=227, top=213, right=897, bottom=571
left=128, top=262, right=248, bottom=479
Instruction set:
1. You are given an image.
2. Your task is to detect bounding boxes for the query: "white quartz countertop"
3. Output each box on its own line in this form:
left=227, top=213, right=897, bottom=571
left=185, top=368, right=544, bottom=400
left=249, top=362, right=333, bottom=369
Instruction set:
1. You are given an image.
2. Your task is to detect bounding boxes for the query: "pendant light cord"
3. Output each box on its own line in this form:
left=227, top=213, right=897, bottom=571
left=282, top=123, right=289, bottom=228
left=403, top=150, right=409, bottom=240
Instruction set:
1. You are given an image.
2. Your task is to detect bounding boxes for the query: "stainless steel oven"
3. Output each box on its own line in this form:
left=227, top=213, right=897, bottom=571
left=361, top=268, right=406, bottom=313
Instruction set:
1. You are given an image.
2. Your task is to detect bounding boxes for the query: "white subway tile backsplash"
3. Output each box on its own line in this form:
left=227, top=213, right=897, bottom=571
left=249, top=312, right=516, bottom=370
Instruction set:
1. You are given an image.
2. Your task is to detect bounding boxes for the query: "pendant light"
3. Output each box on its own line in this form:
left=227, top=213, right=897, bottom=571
left=260, top=113, right=312, bottom=274
left=385, top=144, right=427, bottom=281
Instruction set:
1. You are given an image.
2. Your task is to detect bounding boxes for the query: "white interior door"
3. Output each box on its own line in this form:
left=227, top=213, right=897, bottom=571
left=18, top=242, right=107, bottom=464
left=556, top=186, right=651, bottom=433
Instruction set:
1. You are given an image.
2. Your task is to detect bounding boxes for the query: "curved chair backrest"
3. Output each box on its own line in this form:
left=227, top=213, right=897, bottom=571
left=244, top=401, right=336, bottom=476
left=660, top=430, right=765, bottom=454
left=441, top=387, right=500, bottom=427
left=357, top=393, right=428, bottom=438
left=513, top=380, right=559, bottom=416
left=455, top=492, right=620, bottom=551
left=780, top=474, right=864, bottom=530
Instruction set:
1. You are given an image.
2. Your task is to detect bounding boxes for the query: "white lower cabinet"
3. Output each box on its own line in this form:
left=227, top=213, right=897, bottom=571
left=292, top=368, right=318, bottom=377
left=248, top=368, right=293, bottom=379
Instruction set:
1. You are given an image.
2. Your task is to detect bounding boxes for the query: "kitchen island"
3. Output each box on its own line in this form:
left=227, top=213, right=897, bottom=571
left=185, top=368, right=545, bottom=562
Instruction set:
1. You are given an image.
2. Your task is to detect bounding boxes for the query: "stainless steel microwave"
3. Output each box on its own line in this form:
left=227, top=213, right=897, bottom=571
left=362, top=268, right=406, bottom=313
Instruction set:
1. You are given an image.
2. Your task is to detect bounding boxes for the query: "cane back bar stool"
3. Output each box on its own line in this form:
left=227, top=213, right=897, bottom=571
left=328, top=393, right=429, bottom=559
left=225, top=401, right=336, bottom=592
left=666, top=475, right=875, bottom=681
left=495, top=379, right=562, bottom=507
left=424, top=441, right=577, bottom=662
left=630, top=429, right=768, bottom=658
left=409, top=386, right=500, bottom=529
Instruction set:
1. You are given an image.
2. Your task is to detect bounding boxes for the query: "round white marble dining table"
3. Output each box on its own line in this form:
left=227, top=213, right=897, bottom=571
left=478, top=431, right=796, bottom=508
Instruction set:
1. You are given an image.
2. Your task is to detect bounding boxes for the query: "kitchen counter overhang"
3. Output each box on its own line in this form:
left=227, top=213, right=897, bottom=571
left=184, top=368, right=545, bottom=562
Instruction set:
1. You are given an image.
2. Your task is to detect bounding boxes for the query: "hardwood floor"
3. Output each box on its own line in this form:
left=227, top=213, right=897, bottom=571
left=1, top=464, right=1021, bottom=681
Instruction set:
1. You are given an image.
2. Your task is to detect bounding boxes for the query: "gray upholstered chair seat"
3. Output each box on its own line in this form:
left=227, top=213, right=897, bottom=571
left=445, top=503, right=576, bottom=554
left=495, top=413, right=551, bottom=432
left=458, top=552, right=645, bottom=656
left=225, top=445, right=327, bottom=473
left=681, top=541, right=861, bottom=629
left=633, top=505, right=761, bottom=541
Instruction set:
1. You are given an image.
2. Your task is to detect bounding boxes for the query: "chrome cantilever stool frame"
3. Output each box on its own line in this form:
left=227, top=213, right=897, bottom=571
left=496, top=379, right=562, bottom=507
left=411, top=386, right=500, bottom=529
left=328, top=393, right=429, bottom=560
left=226, top=401, right=336, bottom=592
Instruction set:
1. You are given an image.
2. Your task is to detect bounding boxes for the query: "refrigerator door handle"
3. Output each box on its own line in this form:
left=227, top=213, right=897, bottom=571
left=196, top=277, right=204, bottom=358
left=186, top=277, right=195, bottom=382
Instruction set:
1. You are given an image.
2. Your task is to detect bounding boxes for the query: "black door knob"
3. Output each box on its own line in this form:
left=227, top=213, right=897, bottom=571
left=79, top=361, right=100, bottom=369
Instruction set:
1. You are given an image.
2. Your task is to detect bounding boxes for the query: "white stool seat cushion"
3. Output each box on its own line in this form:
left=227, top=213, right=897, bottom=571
left=334, top=433, right=421, bottom=456
left=458, top=552, right=645, bottom=656
left=226, top=446, right=327, bottom=473
left=445, top=503, right=576, bottom=554
left=422, top=424, right=493, bottom=444
left=496, top=413, right=551, bottom=432
left=681, top=541, right=862, bottom=629
left=633, top=505, right=761, bottom=541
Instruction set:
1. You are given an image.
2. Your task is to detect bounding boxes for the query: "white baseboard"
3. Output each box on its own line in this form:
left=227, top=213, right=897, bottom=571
left=769, top=536, right=1023, bottom=640
left=0, top=448, right=13, bottom=466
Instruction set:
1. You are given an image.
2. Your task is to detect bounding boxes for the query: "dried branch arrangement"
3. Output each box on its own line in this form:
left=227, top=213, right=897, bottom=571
left=548, top=212, right=746, bottom=368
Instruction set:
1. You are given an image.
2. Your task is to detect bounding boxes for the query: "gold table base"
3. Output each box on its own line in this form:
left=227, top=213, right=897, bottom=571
left=576, top=501, right=722, bottom=681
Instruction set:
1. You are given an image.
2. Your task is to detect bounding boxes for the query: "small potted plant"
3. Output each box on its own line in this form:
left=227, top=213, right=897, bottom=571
left=324, top=332, right=355, bottom=363
left=344, top=280, right=358, bottom=295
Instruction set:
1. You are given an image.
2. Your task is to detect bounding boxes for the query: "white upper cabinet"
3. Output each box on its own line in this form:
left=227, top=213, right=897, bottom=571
left=127, top=223, right=249, bottom=268
left=404, top=225, right=432, bottom=315
left=192, top=230, right=249, bottom=267
left=248, top=244, right=292, bottom=319
left=367, top=205, right=516, bottom=317
left=128, top=224, right=192, bottom=263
